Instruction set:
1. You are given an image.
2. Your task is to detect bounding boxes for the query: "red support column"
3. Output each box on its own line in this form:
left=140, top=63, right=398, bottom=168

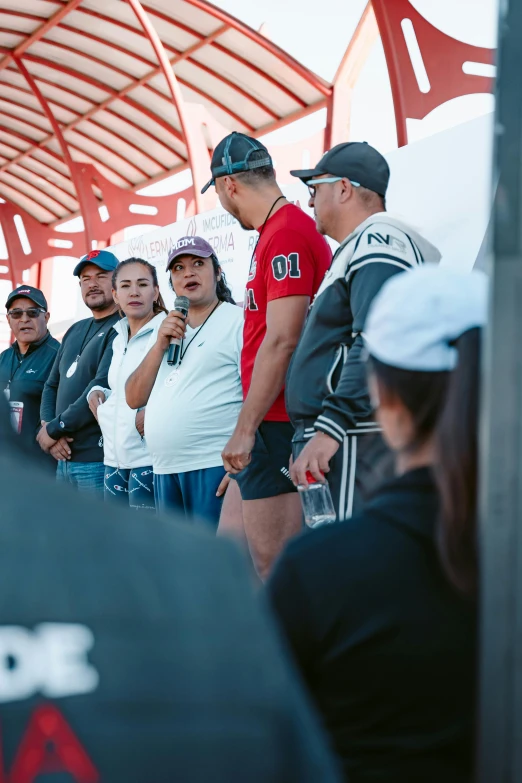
left=13, top=55, right=92, bottom=254
left=372, top=0, right=495, bottom=147
left=325, top=2, right=378, bottom=150
left=126, top=0, right=211, bottom=213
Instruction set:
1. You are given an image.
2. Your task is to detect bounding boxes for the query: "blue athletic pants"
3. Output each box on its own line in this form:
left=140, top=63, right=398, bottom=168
left=153, top=466, right=226, bottom=528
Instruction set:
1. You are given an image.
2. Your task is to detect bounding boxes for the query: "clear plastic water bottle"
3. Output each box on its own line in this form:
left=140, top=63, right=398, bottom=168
left=297, top=471, right=337, bottom=528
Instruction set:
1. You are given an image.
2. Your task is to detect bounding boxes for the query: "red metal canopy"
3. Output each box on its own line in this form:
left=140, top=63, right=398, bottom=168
left=0, top=0, right=330, bottom=227
left=0, top=0, right=495, bottom=290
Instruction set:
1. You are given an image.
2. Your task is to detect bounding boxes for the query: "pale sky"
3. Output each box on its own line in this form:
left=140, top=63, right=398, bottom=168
left=216, top=0, right=497, bottom=83
left=139, top=0, right=497, bottom=200
left=218, top=0, right=497, bottom=152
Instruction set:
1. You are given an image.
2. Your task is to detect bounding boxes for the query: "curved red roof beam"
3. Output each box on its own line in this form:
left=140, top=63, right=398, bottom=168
left=137, top=2, right=309, bottom=108
left=0, top=0, right=333, bottom=283
left=0, top=69, right=185, bottom=159
left=0, top=94, right=155, bottom=181
left=126, top=0, right=205, bottom=211
left=0, top=0, right=84, bottom=71
left=180, top=0, right=331, bottom=97
left=46, top=18, right=255, bottom=128
left=0, top=162, right=76, bottom=208
left=0, top=106, right=139, bottom=187
left=13, top=55, right=93, bottom=249
left=97, top=15, right=297, bottom=115
left=24, top=34, right=270, bottom=129
left=372, top=0, right=495, bottom=146
left=0, top=80, right=171, bottom=173
left=18, top=53, right=186, bottom=147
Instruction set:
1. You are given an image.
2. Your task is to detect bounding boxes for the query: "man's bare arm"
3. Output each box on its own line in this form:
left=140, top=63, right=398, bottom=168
left=239, top=295, right=309, bottom=431
left=222, top=295, right=309, bottom=473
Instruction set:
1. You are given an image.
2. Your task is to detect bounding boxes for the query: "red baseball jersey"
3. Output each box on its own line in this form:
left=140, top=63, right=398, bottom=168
left=242, top=203, right=332, bottom=421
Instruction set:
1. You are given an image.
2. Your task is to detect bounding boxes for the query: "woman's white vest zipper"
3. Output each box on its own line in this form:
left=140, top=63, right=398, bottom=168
left=88, top=312, right=165, bottom=469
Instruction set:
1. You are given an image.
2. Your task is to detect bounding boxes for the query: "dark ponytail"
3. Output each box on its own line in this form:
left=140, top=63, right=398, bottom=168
left=112, top=257, right=168, bottom=315
left=211, top=255, right=235, bottom=304
left=369, top=328, right=481, bottom=596
left=434, top=328, right=481, bottom=597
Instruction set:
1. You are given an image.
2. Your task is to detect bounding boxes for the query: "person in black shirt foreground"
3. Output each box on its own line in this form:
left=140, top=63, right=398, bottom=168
left=38, top=249, right=120, bottom=494
left=0, top=396, right=341, bottom=783
left=268, top=266, right=486, bottom=782
left=0, top=285, right=58, bottom=471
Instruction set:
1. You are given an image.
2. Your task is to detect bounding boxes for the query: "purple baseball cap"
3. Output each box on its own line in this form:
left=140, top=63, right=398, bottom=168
left=166, top=236, right=215, bottom=272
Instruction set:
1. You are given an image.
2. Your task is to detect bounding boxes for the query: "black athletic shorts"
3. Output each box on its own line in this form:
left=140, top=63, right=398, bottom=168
left=232, top=421, right=297, bottom=501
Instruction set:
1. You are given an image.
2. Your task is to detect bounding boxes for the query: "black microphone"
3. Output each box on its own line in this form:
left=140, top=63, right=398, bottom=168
left=167, top=295, right=190, bottom=366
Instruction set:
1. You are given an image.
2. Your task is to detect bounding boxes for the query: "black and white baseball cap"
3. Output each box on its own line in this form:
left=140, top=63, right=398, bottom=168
left=364, top=266, right=488, bottom=372
left=291, top=141, right=390, bottom=197
left=201, top=132, right=273, bottom=193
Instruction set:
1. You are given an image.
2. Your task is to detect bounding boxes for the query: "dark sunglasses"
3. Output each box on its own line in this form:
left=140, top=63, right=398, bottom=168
left=7, top=307, right=46, bottom=320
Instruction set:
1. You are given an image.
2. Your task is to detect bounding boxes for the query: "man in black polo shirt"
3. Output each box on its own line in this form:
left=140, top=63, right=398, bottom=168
left=38, top=249, right=120, bottom=494
left=0, top=285, right=59, bottom=470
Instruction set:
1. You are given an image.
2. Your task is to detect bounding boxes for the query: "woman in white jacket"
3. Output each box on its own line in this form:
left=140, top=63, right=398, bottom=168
left=88, top=258, right=167, bottom=510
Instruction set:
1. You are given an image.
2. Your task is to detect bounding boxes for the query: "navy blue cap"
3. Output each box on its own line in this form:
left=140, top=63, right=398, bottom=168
left=201, top=132, right=273, bottom=193
left=291, top=141, right=390, bottom=197
left=73, top=249, right=119, bottom=277
left=6, top=285, right=47, bottom=310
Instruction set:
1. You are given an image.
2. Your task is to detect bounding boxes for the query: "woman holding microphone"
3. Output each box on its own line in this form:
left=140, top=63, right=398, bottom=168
left=88, top=257, right=167, bottom=510
left=125, top=236, right=243, bottom=528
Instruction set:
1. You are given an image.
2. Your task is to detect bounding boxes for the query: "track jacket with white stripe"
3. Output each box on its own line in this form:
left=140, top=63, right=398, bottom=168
left=285, top=213, right=441, bottom=442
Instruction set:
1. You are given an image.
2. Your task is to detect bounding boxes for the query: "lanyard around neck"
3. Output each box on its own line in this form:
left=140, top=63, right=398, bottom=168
left=179, top=301, right=221, bottom=364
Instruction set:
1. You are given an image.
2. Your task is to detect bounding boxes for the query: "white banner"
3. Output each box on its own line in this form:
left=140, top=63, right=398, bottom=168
left=56, top=112, right=493, bottom=327
left=108, top=183, right=308, bottom=307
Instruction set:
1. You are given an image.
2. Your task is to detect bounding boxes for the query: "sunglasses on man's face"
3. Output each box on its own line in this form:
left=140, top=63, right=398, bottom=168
left=7, top=307, right=45, bottom=320
left=306, top=176, right=360, bottom=198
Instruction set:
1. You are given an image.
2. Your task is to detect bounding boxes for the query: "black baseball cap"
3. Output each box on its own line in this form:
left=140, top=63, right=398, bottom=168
left=73, top=248, right=119, bottom=277
left=5, top=285, right=47, bottom=311
left=201, top=132, right=273, bottom=193
left=290, top=141, right=390, bottom=197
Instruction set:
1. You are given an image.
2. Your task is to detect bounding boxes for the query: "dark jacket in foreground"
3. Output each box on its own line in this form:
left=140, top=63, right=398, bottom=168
left=0, top=332, right=58, bottom=468
left=0, top=404, right=341, bottom=783
left=40, top=312, right=119, bottom=462
left=285, top=214, right=441, bottom=442
left=268, top=467, right=476, bottom=783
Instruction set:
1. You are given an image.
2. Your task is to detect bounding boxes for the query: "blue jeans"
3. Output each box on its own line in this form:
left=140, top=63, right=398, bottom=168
left=56, top=460, right=105, bottom=495
left=154, top=466, right=226, bottom=528
left=104, top=466, right=155, bottom=511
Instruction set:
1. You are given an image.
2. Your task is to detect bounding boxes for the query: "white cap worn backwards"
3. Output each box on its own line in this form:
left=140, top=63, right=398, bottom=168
left=364, top=266, right=488, bottom=372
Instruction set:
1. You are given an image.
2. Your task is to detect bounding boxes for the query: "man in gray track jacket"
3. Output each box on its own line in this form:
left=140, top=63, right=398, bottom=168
left=287, top=142, right=440, bottom=521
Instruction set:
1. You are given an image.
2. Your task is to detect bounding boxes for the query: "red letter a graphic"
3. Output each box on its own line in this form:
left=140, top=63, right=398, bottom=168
left=8, top=704, right=99, bottom=783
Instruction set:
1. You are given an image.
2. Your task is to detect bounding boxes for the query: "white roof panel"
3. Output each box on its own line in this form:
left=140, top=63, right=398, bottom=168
left=0, top=0, right=330, bottom=223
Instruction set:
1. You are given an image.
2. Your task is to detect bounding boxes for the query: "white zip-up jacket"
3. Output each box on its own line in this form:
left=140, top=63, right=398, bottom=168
left=88, top=313, right=166, bottom=469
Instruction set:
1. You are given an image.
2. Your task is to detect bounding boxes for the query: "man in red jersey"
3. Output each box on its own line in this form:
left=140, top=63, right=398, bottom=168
left=201, top=132, right=331, bottom=579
